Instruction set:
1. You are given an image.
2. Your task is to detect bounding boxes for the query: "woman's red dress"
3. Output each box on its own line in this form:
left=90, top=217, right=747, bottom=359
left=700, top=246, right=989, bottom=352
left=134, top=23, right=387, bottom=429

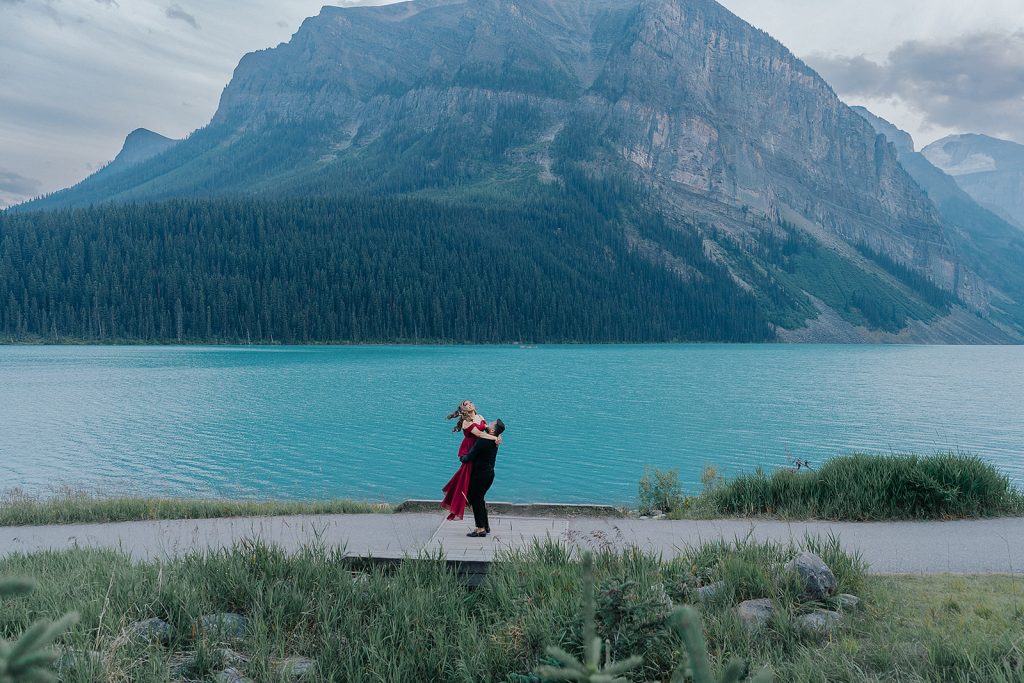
left=441, top=418, right=485, bottom=521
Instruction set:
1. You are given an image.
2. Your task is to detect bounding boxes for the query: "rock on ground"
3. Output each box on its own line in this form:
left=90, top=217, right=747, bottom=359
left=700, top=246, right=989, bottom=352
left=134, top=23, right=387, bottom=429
left=276, top=656, right=316, bottom=680
left=786, top=551, right=838, bottom=601
left=694, top=581, right=726, bottom=601
left=214, top=667, right=252, bottom=683
left=196, top=613, right=250, bottom=641
left=736, top=598, right=774, bottom=631
left=126, top=617, right=174, bottom=644
left=800, top=609, right=842, bottom=634
left=835, top=593, right=861, bottom=610
left=56, top=647, right=103, bottom=672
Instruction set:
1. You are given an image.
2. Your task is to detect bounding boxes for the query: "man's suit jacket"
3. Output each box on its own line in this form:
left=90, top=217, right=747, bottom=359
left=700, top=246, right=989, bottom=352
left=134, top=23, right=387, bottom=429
left=460, top=437, right=497, bottom=476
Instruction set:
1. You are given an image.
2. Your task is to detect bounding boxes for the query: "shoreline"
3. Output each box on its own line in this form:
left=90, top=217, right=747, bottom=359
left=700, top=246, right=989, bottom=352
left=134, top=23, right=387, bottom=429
left=3, top=338, right=1024, bottom=347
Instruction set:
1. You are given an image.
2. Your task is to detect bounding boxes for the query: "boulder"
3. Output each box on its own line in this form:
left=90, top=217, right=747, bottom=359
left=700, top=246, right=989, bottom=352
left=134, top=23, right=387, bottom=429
left=126, top=617, right=174, bottom=644
left=196, top=613, right=250, bottom=641
left=785, top=552, right=837, bottom=601
left=56, top=648, right=103, bottom=672
left=736, top=598, right=774, bottom=631
left=835, top=593, right=861, bottom=610
left=694, top=581, right=726, bottom=601
left=800, top=609, right=842, bottom=634
left=276, top=656, right=316, bottom=681
left=214, top=667, right=252, bottom=683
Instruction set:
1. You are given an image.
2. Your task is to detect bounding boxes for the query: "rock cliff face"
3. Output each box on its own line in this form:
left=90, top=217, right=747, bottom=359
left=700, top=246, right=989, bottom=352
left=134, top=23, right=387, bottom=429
left=16, top=0, right=1024, bottom=341
left=854, top=109, right=1024, bottom=333
left=211, top=0, right=949, bottom=264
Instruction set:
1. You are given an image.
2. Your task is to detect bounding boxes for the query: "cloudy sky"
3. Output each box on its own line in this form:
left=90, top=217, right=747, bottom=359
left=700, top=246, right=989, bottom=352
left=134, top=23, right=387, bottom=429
left=2, top=0, right=1023, bottom=207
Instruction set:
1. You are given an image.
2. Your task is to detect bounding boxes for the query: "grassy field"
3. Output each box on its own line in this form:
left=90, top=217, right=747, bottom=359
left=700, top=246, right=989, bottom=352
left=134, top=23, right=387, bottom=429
left=662, top=453, right=1024, bottom=521
left=0, top=489, right=389, bottom=527
left=1, top=538, right=1022, bottom=682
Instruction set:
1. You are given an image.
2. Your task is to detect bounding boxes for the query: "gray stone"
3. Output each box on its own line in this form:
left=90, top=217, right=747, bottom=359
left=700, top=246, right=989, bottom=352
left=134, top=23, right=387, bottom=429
left=736, top=598, right=774, bottom=631
left=196, top=613, right=250, bottom=641
left=835, top=593, right=861, bottom=610
left=694, top=581, right=726, bottom=601
left=800, top=609, right=842, bottom=634
left=126, top=617, right=174, bottom=644
left=786, top=552, right=838, bottom=601
left=214, top=667, right=252, bottom=683
left=56, top=648, right=103, bottom=672
left=276, top=656, right=316, bottom=681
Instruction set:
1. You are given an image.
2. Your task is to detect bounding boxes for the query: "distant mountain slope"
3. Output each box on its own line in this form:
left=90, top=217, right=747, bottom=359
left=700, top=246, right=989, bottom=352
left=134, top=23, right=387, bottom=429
left=25, top=128, right=179, bottom=206
left=8, top=0, right=1023, bottom=343
left=923, top=134, right=1024, bottom=230
left=854, top=108, right=1024, bottom=333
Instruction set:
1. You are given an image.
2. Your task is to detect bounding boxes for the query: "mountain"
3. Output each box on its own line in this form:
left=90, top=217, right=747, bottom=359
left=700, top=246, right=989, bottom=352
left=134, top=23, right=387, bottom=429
left=853, top=107, right=1024, bottom=333
left=38, top=128, right=179, bottom=202
left=108, top=128, right=178, bottom=171
left=922, top=134, right=1024, bottom=230
left=6, top=0, right=1023, bottom=343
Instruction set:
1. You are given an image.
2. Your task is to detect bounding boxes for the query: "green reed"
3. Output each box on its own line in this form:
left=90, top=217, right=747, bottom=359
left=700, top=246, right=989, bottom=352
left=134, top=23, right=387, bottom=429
left=686, top=452, right=1024, bottom=520
left=0, top=488, right=388, bottom=527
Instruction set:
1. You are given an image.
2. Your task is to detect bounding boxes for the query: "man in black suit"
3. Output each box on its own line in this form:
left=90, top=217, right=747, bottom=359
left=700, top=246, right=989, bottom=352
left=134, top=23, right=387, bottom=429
left=460, top=418, right=504, bottom=538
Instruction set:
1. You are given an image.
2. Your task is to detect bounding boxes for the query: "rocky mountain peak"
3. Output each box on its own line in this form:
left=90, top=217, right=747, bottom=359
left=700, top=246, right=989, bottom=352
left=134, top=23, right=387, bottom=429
left=109, top=128, right=178, bottom=172
left=922, top=133, right=1024, bottom=229
left=851, top=106, right=915, bottom=154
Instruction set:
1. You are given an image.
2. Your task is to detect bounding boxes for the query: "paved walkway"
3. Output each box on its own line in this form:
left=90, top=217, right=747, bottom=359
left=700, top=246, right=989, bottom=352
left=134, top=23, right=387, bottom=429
left=1, top=513, right=1021, bottom=574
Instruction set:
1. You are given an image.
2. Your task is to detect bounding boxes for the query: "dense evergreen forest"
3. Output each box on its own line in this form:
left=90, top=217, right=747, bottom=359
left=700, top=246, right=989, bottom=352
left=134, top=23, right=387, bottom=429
left=0, top=195, right=774, bottom=344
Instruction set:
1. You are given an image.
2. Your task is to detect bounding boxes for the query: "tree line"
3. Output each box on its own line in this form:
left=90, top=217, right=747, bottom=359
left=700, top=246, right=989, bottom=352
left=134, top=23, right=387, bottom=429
left=0, top=194, right=774, bottom=344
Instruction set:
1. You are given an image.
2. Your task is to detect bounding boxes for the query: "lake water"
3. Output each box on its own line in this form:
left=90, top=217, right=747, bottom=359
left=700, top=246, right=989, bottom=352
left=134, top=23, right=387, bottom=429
left=2, top=345, right=1022, bottom=505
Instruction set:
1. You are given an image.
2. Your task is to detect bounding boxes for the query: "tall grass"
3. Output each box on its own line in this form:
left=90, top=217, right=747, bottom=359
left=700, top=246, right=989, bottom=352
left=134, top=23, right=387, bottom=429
left=0, top=488, right=389, bottom=527
left=697, top=453, right=1024, bottom=520
left=1, top=538, right=1020, bottom=681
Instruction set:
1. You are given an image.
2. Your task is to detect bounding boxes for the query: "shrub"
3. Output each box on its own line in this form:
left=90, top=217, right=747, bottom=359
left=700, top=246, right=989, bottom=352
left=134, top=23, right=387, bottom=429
left=703, top=453, right=1024, bottom=520
left=638, top=467, right=684, bottom=515
left=0, top=577, right=78, bottom=682
left=533, top=553, right=773, bottom=683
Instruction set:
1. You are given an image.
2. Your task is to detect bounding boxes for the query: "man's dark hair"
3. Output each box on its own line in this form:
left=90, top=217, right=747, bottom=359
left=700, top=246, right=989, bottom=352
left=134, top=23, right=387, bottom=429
left=493, top=418, right=505, bottom=436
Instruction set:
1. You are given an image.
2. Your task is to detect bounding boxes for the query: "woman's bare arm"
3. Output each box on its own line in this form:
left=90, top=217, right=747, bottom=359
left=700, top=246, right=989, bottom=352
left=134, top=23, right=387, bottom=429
left=468, top=426, right=500, bottom=442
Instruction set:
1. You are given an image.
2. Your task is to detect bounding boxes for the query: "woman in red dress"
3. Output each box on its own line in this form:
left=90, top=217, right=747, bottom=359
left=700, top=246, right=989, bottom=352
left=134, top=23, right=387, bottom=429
left=441, top=400, right=501, bottom=521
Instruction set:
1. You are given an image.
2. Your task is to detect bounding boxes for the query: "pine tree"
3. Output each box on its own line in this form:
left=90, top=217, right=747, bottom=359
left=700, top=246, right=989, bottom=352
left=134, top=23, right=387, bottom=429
left=0, top=577, right=78, bottom=683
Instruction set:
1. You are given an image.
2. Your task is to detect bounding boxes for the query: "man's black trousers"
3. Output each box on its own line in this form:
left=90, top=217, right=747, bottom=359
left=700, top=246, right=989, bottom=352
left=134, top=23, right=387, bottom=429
left=467, top=470, right=495, bottom=531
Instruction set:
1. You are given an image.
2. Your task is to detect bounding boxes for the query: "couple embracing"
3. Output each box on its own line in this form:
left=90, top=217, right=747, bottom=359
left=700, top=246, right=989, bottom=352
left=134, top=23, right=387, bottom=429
left=440, top=400, right=505, bottom=537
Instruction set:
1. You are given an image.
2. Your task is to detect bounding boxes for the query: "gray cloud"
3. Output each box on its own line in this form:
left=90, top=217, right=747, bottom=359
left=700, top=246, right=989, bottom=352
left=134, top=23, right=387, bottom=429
left=0, top=169, right=41, bottom=196
left=95, top=0, right=120, bottom=7
left=811, top=31, right=1024, bottom=142
left=165, top=3, right=198, bottom=29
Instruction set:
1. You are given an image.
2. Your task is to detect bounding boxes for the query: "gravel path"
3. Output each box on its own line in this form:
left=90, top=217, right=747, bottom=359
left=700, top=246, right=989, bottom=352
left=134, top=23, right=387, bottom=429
left=1, top=513, right=1021, bottom=574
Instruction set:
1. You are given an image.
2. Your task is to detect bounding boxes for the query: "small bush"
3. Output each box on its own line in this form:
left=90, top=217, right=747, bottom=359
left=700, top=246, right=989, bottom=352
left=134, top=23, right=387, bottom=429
left=638, top=467, right=684, bottom=515
left=701, top=453, right=1024, bottom=520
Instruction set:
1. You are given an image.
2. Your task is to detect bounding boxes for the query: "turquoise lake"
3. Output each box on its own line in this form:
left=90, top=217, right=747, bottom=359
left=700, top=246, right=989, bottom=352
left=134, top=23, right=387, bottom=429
left=2, top=345, right=1022, bottom=505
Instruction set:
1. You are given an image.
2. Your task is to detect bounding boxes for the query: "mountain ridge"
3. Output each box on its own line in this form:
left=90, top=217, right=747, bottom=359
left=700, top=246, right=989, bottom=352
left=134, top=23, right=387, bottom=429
left=922, top=133, right=1024, bottom=230
left=7, top=0, right=1023, bottom=343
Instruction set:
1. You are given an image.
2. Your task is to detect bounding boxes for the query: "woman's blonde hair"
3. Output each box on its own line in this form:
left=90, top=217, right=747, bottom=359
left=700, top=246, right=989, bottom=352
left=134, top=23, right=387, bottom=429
left=446, top=400, right=474, bottom=432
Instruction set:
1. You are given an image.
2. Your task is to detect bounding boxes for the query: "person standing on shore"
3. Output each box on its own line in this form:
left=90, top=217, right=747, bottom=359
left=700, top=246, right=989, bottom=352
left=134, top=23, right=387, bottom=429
left=461, top=418, right=504, bottom=537
left=441, top=400, right=501, bottom=521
